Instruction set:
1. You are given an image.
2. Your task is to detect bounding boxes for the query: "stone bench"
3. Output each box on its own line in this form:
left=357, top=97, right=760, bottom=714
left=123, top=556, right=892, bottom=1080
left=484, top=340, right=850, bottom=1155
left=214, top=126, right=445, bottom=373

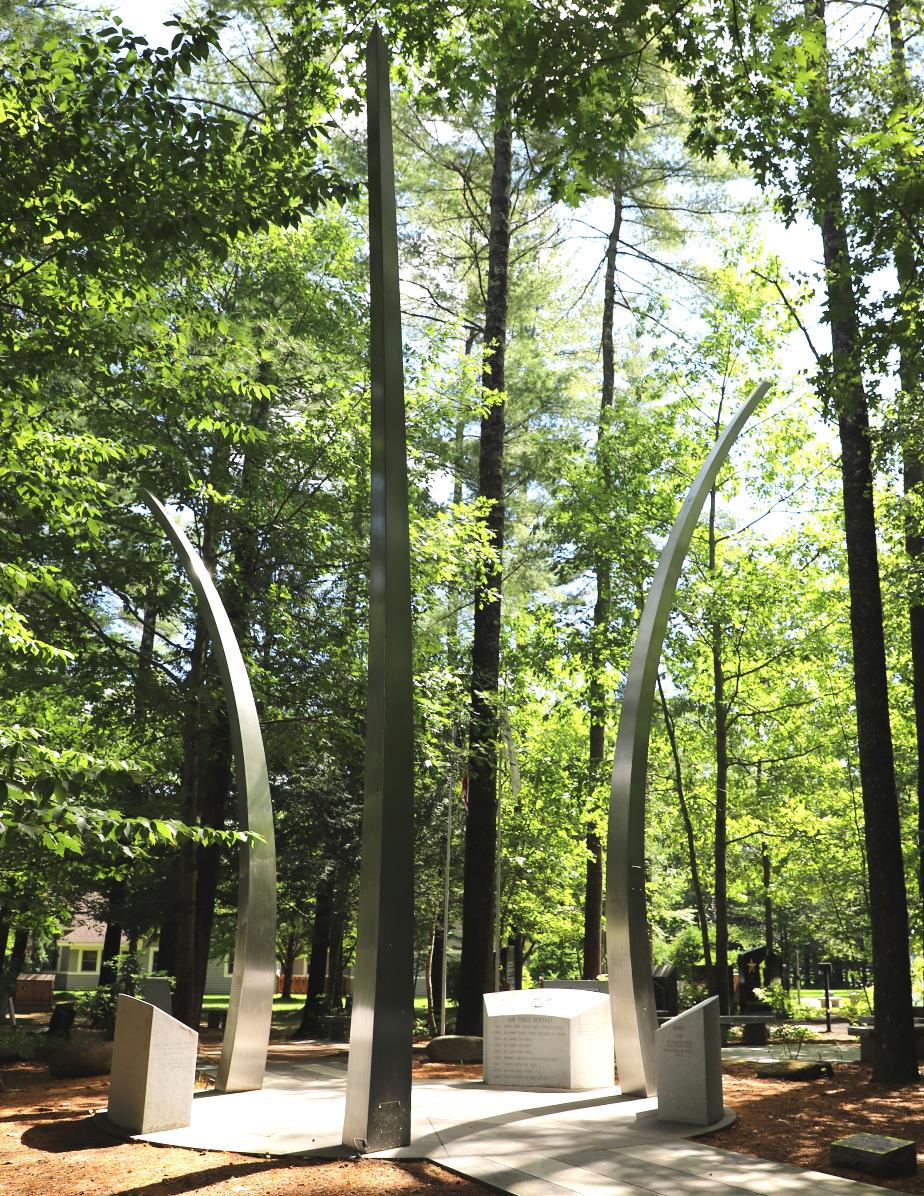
left=847, top=1023, right=924, bottom=1063
left=720, top=1015, right=773, bottom=1047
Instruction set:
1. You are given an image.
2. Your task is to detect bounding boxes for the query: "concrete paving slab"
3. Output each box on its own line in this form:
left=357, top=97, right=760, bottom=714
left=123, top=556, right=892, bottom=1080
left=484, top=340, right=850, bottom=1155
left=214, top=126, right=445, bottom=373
left=620, top=1142, right=886, bottom=1194
left=722, top=1043, right=859, bottom=1064
left=477, top=1150, right=756, bottom=1196
left=526, top=1145, right=765, bottom=1195
left=441, top=1154, right=628, bottom=1196
left=127, top=1055, right=883, bottom=1194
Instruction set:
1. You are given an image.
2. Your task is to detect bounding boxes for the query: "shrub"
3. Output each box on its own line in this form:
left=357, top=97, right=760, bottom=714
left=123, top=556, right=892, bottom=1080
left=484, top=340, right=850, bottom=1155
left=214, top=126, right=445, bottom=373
left=839, top=988, right=873, bottom=1024
left=770, top=1024, right=817, bottom=1059
left=754, top=979, right=793, bottom=1020
left=678, top=981, right=709, bottom=1011
left=74, top=952, right=143, bottom=1039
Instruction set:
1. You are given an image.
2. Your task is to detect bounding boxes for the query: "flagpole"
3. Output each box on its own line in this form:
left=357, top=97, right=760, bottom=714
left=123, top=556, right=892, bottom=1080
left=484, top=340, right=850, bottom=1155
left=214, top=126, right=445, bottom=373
left=439, top=766, right=453, bottom=1037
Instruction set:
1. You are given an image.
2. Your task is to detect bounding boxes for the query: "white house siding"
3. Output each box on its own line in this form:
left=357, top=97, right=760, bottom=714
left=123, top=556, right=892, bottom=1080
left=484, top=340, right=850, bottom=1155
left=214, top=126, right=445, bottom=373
left=54, top=943, right=105, bottom=991
left=204, top=956, right=233, bottom=995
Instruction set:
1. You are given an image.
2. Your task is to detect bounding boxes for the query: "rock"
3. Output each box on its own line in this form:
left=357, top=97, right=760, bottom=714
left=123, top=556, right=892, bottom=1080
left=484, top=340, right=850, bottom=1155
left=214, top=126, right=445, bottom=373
left=831, top=1133, right=917, bottom=1178
left=426, top=1035, right=483, bottom=1063
left=47, top=1040, right=113, bottom=1078
left=756, top=1060, right=833, bottom=1080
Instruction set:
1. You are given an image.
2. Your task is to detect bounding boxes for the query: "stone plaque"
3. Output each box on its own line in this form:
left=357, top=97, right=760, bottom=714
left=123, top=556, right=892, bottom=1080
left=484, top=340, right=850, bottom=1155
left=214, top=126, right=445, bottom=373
left=139, top=977, right=172, bottom=1015
left=655, top=995, right=723, bottom=1126
left=107, top=994, right=197, bottom=1134
left=483, top=989, right=614, bottom=1090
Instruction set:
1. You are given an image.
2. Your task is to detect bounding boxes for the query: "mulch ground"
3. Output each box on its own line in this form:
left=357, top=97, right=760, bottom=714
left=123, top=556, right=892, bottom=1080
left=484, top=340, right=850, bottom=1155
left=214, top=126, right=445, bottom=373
left=0, top=1049, right=488, bottom=1196
left=715, top=1060, right=924, bottom=1192
left=4, top=1040, right=924, bottom=1194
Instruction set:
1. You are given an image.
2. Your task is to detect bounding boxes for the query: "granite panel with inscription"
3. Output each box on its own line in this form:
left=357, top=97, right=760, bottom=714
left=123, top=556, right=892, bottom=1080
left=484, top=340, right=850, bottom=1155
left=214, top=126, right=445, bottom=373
left=483, top=989, right=614, bottom=1090
left=107, top=994, right=198, bottom=1134
left=655, top=995, right=723, bottom=1125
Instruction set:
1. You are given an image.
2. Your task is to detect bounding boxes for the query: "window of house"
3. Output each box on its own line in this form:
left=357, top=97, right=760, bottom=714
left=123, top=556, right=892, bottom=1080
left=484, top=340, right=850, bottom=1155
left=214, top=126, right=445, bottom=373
left=80, top=949, right=99, bottom=973
left=224, top=953, right=234, bottom=977
left=150, top=949, right=161, bottom=972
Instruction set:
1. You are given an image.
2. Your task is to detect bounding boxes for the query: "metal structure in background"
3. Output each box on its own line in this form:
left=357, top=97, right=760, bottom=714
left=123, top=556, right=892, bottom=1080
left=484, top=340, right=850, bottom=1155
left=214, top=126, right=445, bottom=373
left=606, top=382, right=771, bottom=1097
left=142, top=491, right=277, bottom=1094
left=341, top=26, right=415, bottom=1154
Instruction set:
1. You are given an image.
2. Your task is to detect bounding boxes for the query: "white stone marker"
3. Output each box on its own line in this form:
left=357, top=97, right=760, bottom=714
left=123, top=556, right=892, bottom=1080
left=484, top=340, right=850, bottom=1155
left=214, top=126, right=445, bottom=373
left=655, top=995, right=723, bottom=1126
left=483, top=989, right=614, bottom=1090
left=139, top=977, right=172, bottom=1015
left=107, top=994, right=198, bottom=1134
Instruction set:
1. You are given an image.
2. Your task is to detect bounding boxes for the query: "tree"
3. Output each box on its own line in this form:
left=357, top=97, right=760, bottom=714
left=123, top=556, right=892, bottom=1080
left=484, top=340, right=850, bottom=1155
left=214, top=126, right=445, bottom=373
left=681, top=0, right=918, bottom=1078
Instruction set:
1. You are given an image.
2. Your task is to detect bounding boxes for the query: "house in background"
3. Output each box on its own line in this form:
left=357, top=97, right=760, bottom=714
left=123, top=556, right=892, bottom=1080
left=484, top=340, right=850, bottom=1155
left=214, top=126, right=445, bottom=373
left=52, top=912, right=311, bottom=995
left=56, top=917, right=124, bottom=990
left=54, top=914, right=153, bottom=990
left=55, top=915, right=232, bottom=993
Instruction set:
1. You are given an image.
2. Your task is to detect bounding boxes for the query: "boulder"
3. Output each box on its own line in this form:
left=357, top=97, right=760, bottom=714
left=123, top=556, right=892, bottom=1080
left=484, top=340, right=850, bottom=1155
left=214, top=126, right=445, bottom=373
left=426, top=1035, right=483, bottom=1063
left=47, top=1040, right=113, bottom=1078
left=756, top=1059, right=832, bottom=1080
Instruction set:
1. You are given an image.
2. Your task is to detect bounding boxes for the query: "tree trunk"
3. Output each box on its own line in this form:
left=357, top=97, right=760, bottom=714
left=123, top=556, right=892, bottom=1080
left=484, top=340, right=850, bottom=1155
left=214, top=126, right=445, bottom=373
left=294, top=876, right=334, bottom=1036
left=762, top=842, right=774, bottom=957
left=707, top=484, right=731, bottom=1015
left=426, top=921, right=438, bottom=1037
left=190, top=714, right=232, bottom=1025
left=886, top=0, right=924, bottom=985
left=657, top=678, right=713, bottom=973
left=805, top=0, right=917, bottom=1084
left=513, top=932, right=524, bottom=990
left=281, top=932, right=297, bottom=1002
left=458, top=83, right=513, bottom=1036
left=8, top=929, right=28, bottom=984
left=98, top=891, right=124, bottom=988
left=584, top=185, right=623, bottom=980
left=172, top=613, right=209, bottom=1029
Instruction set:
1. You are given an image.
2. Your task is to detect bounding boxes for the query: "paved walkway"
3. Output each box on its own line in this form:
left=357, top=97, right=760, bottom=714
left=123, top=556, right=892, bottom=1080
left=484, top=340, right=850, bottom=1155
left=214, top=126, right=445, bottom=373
left=722, top=1041, right=860, bottom=1064
left=125, top=1055, right=885, bottom=1194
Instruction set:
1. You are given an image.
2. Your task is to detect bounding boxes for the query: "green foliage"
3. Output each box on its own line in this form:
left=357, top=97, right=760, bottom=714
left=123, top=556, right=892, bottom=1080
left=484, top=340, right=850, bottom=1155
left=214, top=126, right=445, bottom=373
left=770, top=1024, right=817, bottom=1059
left=74, top=952, right=143, bottom=1039
left=755, top=980, right=793, bottom=1020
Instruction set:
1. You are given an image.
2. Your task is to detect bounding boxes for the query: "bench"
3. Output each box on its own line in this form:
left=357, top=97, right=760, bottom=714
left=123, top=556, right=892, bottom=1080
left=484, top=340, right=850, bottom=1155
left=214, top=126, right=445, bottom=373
left=720, top=1015, right=773, bottom=1046
left=847, top=1022, right=924, bottom=1063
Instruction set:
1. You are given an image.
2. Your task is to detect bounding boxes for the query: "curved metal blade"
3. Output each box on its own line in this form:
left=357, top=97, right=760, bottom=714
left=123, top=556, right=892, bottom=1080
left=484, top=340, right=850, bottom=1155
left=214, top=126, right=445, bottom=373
left=142, top=490, right=277, bottom=1094
left=606, top=381, right=771, bottom=1097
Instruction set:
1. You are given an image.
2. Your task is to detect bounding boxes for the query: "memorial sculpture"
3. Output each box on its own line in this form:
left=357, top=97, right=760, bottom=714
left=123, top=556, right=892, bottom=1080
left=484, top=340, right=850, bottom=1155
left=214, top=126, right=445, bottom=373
left=143, top=492, right=276, bottom=1095
left=107, top=994, right=198, bottom=1134
left=341, top=26, right=415, bottom=1155
left=134, top=24, right=762, bottom=1136
left=606, top=381, right=770, bottom=1097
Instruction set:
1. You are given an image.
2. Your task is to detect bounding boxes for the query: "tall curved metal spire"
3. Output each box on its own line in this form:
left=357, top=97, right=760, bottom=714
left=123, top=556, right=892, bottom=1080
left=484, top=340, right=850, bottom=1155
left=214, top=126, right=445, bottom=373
left=606, top=382, right=771, bottom=1097
left=143, top=491, right=277, bottom=1094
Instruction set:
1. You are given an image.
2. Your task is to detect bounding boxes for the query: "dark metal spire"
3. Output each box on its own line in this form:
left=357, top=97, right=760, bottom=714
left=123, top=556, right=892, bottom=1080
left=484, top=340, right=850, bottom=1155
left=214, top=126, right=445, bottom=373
left=342, top=25, right=415, bottom=1153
